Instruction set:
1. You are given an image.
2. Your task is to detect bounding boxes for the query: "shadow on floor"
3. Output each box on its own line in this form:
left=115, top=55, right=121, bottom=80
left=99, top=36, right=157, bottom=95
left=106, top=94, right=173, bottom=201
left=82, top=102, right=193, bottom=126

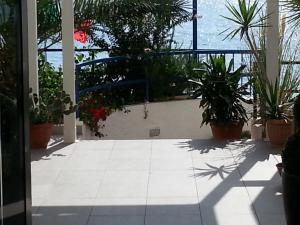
left=31, top=139, right=285, bottom=225
left=31, top=136, right=73, bottom=162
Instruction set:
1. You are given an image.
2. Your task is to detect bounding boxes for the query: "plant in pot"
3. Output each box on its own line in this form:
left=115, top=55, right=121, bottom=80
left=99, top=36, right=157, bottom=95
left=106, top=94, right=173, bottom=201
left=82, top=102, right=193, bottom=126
left=30, top=90, right=77, bottom=149
left=191, top=55, right=250, bottom=140
left=79, top=92, right=129, bottom=139
left=255, top=69, right=300, bottom=146
left=282, top=94, right=300, bottom=225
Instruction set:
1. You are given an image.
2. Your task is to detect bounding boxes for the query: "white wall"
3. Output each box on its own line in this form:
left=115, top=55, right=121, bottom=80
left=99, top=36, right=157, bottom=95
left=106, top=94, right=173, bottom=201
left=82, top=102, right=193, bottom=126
left=84, top=99, right=252, bottom=140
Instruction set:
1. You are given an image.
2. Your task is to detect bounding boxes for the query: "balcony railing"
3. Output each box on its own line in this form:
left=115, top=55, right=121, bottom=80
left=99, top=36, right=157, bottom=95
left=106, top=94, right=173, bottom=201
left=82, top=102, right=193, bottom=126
left=41, top=48, right=256, bottom=102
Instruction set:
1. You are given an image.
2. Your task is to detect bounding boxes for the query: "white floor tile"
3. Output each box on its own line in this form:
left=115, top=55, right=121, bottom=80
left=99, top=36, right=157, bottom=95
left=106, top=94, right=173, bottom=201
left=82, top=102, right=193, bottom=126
left=148, top=171, right=197, bottom=198
left=97, top=171, right=149, bottom=198
left=146, top=197, right=200, bottom=215
left=145, top=215, right=202, bottom=225
left=107, top=158, right=150, bottom=171
left=92, top=198, right=146, bottom=216
left=87, top=215, right=145, bottom=225
left=31, top=139, right=287, bottom=225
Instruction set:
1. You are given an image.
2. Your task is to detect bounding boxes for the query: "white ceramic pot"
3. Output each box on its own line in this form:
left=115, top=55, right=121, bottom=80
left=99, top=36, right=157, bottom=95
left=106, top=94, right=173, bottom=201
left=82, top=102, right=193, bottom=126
left=82, top=123, right=97, bottom=140
left=251, top=123, right=264, bottom=140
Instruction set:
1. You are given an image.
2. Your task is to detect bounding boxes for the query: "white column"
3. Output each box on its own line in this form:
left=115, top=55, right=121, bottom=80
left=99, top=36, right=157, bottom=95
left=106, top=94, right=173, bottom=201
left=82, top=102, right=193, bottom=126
left=266, top=0, right=280, bottom=84
left=27, top=0, right=39, bottom=94
left=62, top=0, right=76, bottom=143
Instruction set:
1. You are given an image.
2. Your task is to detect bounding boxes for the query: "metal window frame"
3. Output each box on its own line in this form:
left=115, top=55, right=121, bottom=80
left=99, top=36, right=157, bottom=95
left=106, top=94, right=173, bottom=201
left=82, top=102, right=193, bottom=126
left=21, top=0, right=32, bottom=224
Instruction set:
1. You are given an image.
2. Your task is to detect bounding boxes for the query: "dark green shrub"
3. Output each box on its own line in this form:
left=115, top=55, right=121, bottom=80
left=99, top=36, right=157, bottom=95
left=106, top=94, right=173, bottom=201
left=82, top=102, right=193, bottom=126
left=38, top=54, right=63, bottom=102
left=191, top=55, right=249, bottom=126
left=144, top=54, right=204, bottom=101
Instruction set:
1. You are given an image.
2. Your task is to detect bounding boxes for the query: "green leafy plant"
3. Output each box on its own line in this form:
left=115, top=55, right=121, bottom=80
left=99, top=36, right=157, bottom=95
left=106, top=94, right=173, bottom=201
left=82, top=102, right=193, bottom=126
left=282, top=0, right=300, bottom=29
left=38, top=54, right=63, bottom=100
left=144, top=54, right=204, bottom=100
left=30, top=90, right=78, bottom=124
left=191, top=55, right=250, bottom=126
left=37, top=0, right=191, bottom=51
left=223, top=0, right=267, bottom=74
left=282, top=95, right=300, bottom=176
left=223, top=0, right=300, bottom=122
left=255, top=66, right=300, bottom=120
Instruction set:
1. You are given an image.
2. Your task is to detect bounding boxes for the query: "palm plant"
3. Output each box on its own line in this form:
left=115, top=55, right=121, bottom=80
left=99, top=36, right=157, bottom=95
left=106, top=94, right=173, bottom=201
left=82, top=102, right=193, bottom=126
left=38, top=0, right=191, bottom=51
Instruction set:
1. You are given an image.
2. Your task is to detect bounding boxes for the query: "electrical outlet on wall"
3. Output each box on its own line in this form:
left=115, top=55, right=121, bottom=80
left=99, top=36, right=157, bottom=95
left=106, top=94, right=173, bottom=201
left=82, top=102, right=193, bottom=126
left=149, top=127, right=160, bottom=137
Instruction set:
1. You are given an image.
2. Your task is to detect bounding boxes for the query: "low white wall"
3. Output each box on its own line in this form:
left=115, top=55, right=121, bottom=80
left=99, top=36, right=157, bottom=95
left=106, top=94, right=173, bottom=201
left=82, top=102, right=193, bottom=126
left=94, top=99, right=251, bottom=140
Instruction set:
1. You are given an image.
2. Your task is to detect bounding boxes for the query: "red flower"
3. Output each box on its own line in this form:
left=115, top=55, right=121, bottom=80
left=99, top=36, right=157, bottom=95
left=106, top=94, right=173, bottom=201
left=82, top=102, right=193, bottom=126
left=90, top=107, right=107, bottom=123
left=74, top=20, right=92, bottom=43
left=74, top=30, right=88, bottom=43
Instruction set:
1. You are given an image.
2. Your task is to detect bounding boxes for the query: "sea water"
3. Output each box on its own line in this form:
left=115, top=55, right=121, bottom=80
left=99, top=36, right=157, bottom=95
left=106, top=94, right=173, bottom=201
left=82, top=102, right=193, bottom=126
left=46, top=0, right=298, bottom=68
left=45, top=0, right=249, bottom=67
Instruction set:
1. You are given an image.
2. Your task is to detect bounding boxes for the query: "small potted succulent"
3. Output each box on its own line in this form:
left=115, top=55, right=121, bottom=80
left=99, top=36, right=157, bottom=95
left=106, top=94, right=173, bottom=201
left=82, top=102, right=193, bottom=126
left=30, top=90, right=77, bottom=149
left=282, top=94, right=300, bottom=225
left=191, top=55, right=250, bottom=140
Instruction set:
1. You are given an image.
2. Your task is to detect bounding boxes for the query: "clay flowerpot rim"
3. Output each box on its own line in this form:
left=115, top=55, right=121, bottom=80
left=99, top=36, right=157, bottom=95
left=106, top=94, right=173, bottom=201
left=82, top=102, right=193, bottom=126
left=31, top=123, right=53, bottom=127
left=210, top=120, right=244, bottom=126
left=267, top=119, right=292, bottom=125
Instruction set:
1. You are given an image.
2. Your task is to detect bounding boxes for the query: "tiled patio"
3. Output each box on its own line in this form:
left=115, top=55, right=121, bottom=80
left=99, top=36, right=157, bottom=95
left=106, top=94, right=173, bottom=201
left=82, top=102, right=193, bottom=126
left=31, top=139, right=286, bottom=225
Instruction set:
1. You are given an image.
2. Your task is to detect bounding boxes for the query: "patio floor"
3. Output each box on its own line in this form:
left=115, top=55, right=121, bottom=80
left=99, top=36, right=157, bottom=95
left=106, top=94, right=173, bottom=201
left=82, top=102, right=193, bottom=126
left=31, top=139, right=286, bottom=225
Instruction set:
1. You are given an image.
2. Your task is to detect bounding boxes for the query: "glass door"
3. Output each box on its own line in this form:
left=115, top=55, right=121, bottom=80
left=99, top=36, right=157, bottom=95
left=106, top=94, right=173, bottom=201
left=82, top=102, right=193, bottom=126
left=0, top=0, right=31, bottom=224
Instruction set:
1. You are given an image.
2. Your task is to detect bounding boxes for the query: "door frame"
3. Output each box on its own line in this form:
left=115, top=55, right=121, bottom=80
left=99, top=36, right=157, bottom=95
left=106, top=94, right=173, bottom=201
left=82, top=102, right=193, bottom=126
left=21, top=0, right=32, bottom=224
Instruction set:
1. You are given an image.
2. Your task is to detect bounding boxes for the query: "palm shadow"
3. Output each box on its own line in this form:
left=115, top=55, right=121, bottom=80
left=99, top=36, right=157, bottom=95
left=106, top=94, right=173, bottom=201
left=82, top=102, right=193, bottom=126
left=194, top=163, right=236, bottom=179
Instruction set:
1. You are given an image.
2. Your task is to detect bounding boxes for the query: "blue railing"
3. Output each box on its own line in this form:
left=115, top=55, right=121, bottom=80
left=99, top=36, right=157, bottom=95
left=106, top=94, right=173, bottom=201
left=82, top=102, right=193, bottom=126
left=75, top=56, right=150, bottom=103
left=74, top=49, right=254, bottom=102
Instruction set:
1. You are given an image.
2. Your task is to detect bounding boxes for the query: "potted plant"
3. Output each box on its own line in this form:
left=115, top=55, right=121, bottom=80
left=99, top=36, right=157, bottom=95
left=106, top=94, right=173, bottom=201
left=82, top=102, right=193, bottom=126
left=30, top=90, right=77, bottom=149
left=282, top=94, right=300, bottom=225
left=191, top=55, right=250, bottom=140
left=255, top=70, right=300, bottom=146
left=79, top=95, right=110, bottom=138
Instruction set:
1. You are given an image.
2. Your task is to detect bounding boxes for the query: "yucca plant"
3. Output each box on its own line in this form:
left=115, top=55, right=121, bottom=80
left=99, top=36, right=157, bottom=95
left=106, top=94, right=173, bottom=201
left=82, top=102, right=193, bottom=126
left=222, top=0, right=267, bottom=79
left=223, top=0, right=300, bottom=118
left=255, top=69, right=300, bottom=120
left=282, top=0, right=300, bottom=28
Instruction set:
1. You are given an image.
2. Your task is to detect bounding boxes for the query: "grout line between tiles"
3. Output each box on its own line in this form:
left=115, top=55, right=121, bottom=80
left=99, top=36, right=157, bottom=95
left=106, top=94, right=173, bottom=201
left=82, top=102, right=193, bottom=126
left=230, top=147, right=263, bottom=225
left=144, top=140, right=153, bottom=225
left=86, top=140, right=116, bottom=225
left=191, top=149, right=204, bottom=225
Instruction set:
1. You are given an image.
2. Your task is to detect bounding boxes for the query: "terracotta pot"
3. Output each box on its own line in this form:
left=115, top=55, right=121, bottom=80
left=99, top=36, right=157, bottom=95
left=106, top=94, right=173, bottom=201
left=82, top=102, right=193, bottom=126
left=30, top=123, right=53, bottom=149
left=266, top=119, right=293, bottom=147
left=210, top=121, right=244, bottom=140
left=173, top=95, right=189, bottom=101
